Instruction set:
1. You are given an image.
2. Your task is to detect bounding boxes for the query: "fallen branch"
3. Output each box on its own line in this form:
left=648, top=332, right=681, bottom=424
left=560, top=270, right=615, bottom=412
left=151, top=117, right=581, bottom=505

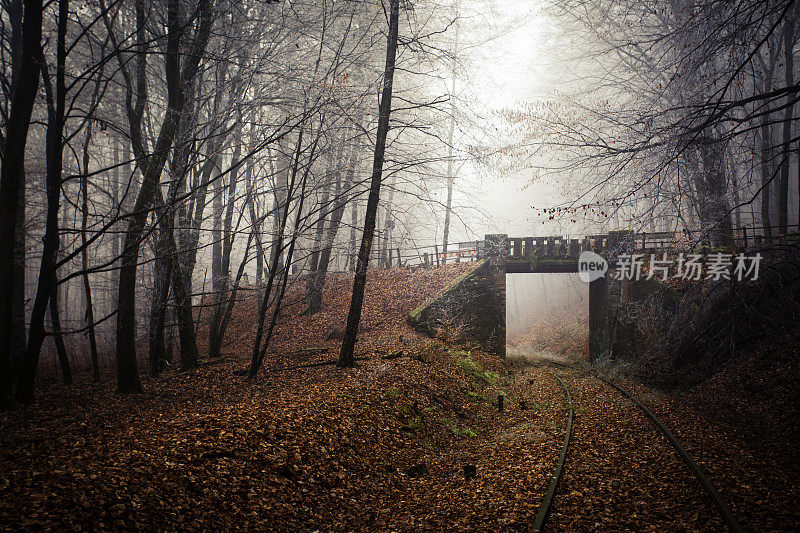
left=273, top=356, right=370, bottom=372
left=233, top=356, right=370, bottom=375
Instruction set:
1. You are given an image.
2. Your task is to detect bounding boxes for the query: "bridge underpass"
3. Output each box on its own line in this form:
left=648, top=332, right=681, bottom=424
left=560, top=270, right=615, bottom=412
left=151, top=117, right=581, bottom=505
left=506, top=272, right=588, bottom=364
left=408, top=232, right=658, bottom=360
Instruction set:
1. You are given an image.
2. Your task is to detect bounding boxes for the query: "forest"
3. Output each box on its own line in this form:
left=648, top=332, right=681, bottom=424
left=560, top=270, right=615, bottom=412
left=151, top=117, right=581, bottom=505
left=1, top=0, right=799, bottom=530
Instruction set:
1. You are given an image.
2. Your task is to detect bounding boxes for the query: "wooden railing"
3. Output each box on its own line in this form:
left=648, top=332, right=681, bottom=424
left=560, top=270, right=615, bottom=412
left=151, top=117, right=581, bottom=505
left=483, top=231, right=688, bottom=262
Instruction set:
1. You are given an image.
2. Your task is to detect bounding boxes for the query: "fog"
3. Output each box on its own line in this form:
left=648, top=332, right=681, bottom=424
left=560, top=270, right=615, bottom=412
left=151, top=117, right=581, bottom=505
left=506, top=273, right=588, bottom=361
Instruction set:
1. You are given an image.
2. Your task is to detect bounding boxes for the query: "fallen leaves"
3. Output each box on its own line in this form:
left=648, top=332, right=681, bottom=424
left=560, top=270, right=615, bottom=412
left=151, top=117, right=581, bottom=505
left=0, top=263, right=797, bottom=531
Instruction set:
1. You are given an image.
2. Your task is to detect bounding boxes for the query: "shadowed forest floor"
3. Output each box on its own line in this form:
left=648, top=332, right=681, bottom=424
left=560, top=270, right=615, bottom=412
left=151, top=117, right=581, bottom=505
left=1, top=263, right=798, bottom=531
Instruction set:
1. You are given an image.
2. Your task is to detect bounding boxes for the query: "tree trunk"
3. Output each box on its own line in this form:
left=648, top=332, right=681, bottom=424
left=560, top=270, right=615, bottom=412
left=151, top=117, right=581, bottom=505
left=11, top=158, right=26, bottom=383
left=248, top=129, right=315, bottom=376
left=305, top=140, right=357, bottom=315
left=151, top=69, right=198, bottom=374
left=148, top=204, right=173, bottom=376
left=11, top=0, right=26, bottom=381
left=214, top=228, right=257, bottom=361
left=153, top=135, right=201, bottom=374
left=380, top=176, right=396, bottom=268
left=442, top=13, right=459, bottom=264
left=209, top=139, right=242, bottom=358
left=210, top=172, right=223, bottom=325
left=0, top=0, right=42, bottom=408
left=779, top=18, right=796, bottom=235
left=248, top=162, right=265, bottom=286
left=348, top=199, right=358, bottom=271
left=49, top=275, right=72, bottom=385
left=110, top=140, right=120, bottom=319
left=170, top=246, right=199, bottom=371
left=81, top=118, right=100, bottom=382
left=338, top=0, right=400, bottom=368
left=111, top=138, right=133, bottom=320
left=164, top=298, right=175, bottom=365
left=115, top=0, right=213, bottom=393
left=213, top=124, right=263, bottom=349
left=15, top=0, right=66, bottom=403
left=249, top=135, right=301, bottom=377
left=250, top=147, right=315, bottom=376
left=760, top=115, right=773, bottom=241
left=697, top=137, right=734, bottom=247
left=303, top=147, right=340, bottom=314
left=269, top=146, right=290, bottom=277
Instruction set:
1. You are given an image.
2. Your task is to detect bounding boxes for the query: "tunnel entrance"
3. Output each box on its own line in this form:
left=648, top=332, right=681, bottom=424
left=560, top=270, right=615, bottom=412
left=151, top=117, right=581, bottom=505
left=506, top=273, right=589, bottom=363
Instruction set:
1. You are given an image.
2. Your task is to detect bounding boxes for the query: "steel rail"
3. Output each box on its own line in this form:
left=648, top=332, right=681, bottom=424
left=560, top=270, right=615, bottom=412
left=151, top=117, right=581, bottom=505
left=597, top=376, right=744, bottom=533
left=532, top=374, right=574, bottom=533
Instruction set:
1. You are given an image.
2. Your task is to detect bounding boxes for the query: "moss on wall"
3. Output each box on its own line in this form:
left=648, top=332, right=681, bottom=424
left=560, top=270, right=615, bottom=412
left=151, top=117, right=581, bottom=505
left=408, top=260, right=506, bottom=356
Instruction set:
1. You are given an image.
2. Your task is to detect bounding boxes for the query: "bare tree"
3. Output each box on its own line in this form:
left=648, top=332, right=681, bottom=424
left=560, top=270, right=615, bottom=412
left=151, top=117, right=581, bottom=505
left=114, top=0, right=214, bottom=393
left=527, top=0, right=800, bottom=242
left=338, top=0, right=401, bottom=368
left=15, top=0, right=66, bottom=403
left=0, top=0, right=42, bottom=407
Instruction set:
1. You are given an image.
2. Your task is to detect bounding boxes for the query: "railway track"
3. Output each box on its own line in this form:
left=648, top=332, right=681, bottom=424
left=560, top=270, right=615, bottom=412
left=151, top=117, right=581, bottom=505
left=531, top=375, right=573, bottom=532
left=530, top=363, right=744, bottom=532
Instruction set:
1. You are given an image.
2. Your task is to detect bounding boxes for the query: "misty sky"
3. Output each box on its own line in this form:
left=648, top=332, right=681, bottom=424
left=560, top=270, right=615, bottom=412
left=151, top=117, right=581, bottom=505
left=443, top=0, right=596, bottom=243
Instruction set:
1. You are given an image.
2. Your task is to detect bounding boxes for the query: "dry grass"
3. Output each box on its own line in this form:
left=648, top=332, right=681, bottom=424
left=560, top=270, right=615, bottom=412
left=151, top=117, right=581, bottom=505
left=507, top=301, right=589, bottom=364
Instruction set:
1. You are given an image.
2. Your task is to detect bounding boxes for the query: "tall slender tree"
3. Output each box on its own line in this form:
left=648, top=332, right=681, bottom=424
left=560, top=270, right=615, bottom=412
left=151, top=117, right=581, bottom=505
left=115, top=0, right=214, bottom=393
left=338, top=0, right=400, bottom=368
left=15, top=0, right=65, bottom=403
left=0, top=0, right=42, bottom=407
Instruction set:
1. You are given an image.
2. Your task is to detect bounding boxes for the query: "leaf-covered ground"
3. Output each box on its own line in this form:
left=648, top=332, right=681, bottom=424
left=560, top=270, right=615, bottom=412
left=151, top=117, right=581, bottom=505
left=1, top=263, right=798, bottom=531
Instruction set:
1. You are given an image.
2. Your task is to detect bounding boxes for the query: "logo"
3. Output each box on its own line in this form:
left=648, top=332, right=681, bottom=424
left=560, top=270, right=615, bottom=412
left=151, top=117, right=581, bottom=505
left=578, top=251, right=608, bottom=282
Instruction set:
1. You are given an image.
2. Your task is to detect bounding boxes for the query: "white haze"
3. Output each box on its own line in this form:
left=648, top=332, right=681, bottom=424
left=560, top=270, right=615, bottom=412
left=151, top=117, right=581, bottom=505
left=506, top=273, right=588, bottom=358
left=426, top=0, right=602, bottom=244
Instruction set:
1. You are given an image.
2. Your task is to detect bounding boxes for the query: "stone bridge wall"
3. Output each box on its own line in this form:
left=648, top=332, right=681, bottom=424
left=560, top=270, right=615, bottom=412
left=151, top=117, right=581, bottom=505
left=407, top=260, right=506, bottom=356
left=407, top=235, right=664, bottom=361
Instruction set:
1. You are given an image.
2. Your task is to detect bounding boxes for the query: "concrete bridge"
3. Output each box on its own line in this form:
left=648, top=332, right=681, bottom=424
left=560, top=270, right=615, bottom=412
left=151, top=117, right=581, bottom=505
left=482, top=231, right=680, bottom=272
left=409, top=232, right=678, bottom=361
